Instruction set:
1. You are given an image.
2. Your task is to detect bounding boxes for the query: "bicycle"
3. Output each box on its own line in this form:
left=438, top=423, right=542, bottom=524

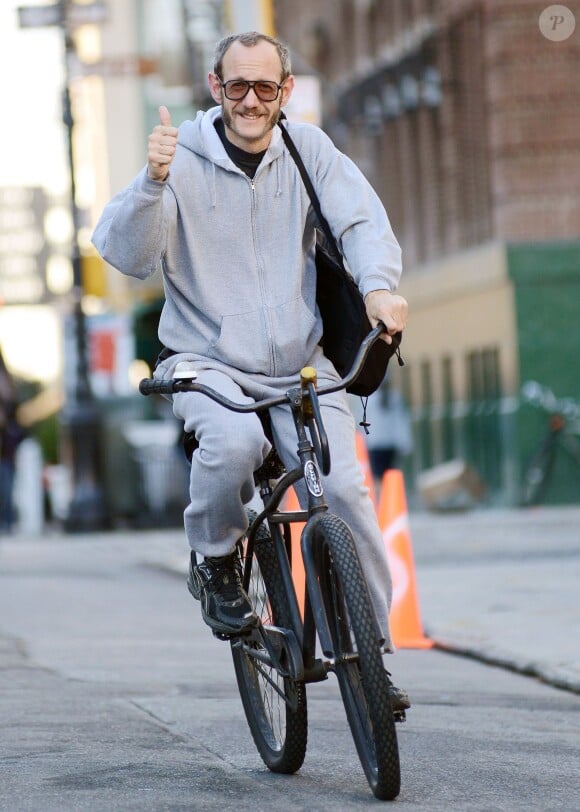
left=520, top=380, right=580, bottom=506
left=139, top=323, right=402, bottom=801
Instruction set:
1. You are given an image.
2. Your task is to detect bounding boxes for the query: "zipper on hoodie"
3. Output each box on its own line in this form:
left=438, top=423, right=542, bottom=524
left=247, top=175, right=276, bottom=375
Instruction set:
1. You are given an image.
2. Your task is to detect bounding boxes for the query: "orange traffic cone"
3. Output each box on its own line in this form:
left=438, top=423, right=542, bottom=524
left=355, top=431, right=377, bottom=505
left=284, top=486, right=306, bottom=616
left=377, top=469, right=433, bottom=649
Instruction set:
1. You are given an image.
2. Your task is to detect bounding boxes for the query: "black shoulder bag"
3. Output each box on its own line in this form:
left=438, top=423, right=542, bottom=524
left=277, top=119, right=403, bottom=397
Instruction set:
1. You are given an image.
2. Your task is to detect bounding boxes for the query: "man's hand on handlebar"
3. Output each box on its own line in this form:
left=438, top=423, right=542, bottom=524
left=364, top=289, right=408, bottom=344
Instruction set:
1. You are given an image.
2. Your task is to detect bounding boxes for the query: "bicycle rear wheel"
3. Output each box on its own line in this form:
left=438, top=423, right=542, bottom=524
left=313, top=514, right=401, bottom=801
left=231, top=518, right=308, bottom=774
left=521, top=435, right=556, bottom=506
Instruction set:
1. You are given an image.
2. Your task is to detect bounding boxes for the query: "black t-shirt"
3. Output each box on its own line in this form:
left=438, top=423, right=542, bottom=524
left=214, top=118, right=266, bottom=178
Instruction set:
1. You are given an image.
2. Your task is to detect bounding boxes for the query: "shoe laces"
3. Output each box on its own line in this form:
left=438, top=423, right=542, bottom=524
left=205, top=556, right=243, bottom=603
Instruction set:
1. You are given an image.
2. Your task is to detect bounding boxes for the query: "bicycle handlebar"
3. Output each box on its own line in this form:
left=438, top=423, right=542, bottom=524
left=139, top=323, right=391, bottom=478
left=139, top=321, right=390, bottom=409
left=138, top=377, right=289, bottom=411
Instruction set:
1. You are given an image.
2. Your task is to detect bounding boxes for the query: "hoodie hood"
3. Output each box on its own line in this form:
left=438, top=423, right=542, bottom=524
left=176, top=107, right=286, bottom=209
left=177, top=106, right=285, bottom=171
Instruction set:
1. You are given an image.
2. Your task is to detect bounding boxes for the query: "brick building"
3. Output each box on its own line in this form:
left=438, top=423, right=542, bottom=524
left=274, top=0, right=580, bottom=504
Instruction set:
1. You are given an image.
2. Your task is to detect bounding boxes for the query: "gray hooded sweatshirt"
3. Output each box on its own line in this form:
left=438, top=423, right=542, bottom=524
left=92, top=107, right=402, bottom=379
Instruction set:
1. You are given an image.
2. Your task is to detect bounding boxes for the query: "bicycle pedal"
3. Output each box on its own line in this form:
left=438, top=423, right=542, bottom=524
left=212, top=627, right=255, bottom=642
left=393, top=710, right=406, bottom=724
left=212, top=630, right=235, bottom=641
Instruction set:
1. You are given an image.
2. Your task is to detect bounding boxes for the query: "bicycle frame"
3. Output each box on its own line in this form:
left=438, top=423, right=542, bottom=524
left=139, top=324, right=390, bottom=686
left=238, top=366, right=384, bottom=688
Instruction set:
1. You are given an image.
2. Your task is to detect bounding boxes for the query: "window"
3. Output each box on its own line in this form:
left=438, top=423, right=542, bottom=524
left=465, top=347, right=503, bottom=491
left=445, top=9, right=492, bottom=248
left=419, top=359, right=433, bottom=469
left=441, top=355, right=455, bottom=460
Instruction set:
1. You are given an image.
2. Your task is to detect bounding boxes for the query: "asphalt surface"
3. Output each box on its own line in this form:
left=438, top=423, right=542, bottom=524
left=1, top=504, right=579, bottom=810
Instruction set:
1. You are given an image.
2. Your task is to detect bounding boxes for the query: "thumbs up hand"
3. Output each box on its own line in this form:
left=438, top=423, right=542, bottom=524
left=147, top=106, right=179, bottom=181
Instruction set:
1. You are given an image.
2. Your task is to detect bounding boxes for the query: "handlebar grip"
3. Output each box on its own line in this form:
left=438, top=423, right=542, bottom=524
left=139, top=378, right=177, bottom=396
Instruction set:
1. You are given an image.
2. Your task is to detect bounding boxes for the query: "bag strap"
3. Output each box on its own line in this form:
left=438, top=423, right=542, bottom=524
left=277, top=117, right=342, bottom=263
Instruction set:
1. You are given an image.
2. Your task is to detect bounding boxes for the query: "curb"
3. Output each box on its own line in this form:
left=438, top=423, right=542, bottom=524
left=426, top=633, right=580, bottom=696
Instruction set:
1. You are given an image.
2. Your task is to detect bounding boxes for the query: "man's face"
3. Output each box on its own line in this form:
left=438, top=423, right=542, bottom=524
left=209, top=40, right=294, bottom=153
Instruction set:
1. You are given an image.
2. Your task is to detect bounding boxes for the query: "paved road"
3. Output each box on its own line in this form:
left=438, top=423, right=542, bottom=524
left=1, top=523, right=579, bottom=811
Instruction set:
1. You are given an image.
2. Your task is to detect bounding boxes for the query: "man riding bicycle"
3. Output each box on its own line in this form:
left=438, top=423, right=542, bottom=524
left=92, top=31, right=409, bottom=711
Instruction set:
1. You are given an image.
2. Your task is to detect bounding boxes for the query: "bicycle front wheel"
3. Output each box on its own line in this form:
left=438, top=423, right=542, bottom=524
left=313, top=514, right=401, bottom=801
left=231, top=519, right=308, bottom=774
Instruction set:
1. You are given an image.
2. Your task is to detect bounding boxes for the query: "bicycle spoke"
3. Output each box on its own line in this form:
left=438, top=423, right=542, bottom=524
left=231, top=528, right=308, bottom=773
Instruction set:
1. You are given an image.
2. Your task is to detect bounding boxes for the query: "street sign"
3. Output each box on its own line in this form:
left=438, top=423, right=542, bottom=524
left=18, top=1, right=107, bottom=29
left=17, top=3, right=62, bottom=27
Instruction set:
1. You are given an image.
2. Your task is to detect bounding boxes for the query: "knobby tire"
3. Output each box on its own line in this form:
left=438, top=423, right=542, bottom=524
left=231, top=517, right=308, bottom=774
left=314, top=514, right=401, bottom=801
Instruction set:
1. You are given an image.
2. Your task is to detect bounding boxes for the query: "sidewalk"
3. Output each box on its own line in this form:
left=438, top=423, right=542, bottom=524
left=408, top=505, right=580, bottom=695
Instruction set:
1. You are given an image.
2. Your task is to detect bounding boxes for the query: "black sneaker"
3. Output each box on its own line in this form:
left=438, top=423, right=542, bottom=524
left=187, top=551, right=258, bottom=635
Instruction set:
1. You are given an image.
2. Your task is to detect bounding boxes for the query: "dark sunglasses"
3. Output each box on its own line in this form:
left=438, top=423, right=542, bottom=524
left=221, top=79, right=284, bottom=102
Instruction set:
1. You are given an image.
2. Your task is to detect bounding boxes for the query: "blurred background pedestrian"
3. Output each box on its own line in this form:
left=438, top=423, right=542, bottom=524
left=0, top=347, right=24, bottom=532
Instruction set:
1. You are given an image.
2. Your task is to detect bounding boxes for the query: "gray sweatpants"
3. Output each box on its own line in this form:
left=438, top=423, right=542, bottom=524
left=170, top=363, right=394, bottom=649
